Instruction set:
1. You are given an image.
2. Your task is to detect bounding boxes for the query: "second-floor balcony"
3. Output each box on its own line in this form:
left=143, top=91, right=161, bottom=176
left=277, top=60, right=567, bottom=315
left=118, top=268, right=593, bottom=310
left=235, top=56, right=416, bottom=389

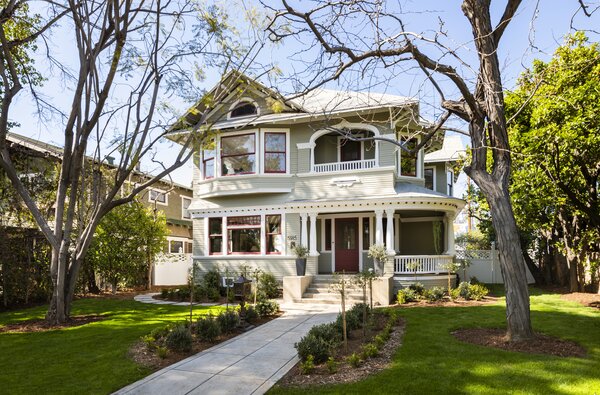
left=313, top=158, right=377, bottom=173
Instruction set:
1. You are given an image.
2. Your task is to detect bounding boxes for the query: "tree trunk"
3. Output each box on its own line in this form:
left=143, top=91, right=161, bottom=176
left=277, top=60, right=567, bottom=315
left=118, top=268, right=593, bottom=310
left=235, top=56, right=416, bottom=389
left=475, top=177, right=533, bottom=341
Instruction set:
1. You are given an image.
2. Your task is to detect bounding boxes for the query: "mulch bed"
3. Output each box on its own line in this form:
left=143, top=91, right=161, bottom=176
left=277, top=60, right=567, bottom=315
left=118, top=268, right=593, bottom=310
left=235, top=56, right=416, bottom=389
left=129, top=312, right=282, bottom=371
left=0, top=315, right=107, bottom=333
left=561, top=292, right=600, bottom=309
left=276, top=314, right=406, bottom=388
left=452, top=328, right=586, bottom=358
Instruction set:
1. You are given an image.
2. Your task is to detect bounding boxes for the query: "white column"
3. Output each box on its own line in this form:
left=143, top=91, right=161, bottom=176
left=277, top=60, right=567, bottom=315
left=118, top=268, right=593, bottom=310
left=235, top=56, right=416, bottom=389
left=221, top=217, right=228, bottom=255
left=385, top=209, right=395, bottom=254
left=309, top=213, right=319, bottom=256
left=300, top=213, right=308, bottom=248
left=375, top=210, right=384, bottom=245
left=446, top=213, right=456, bottom=255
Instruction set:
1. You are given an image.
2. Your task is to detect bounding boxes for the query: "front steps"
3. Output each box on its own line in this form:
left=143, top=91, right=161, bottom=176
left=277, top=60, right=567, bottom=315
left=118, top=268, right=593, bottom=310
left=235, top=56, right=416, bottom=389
left=297, top=275, right=367, bottom=305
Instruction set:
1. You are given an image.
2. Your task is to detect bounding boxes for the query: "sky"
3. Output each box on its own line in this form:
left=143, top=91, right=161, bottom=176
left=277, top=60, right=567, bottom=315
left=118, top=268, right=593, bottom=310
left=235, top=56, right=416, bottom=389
left=9, top=1, right=600, bottom=188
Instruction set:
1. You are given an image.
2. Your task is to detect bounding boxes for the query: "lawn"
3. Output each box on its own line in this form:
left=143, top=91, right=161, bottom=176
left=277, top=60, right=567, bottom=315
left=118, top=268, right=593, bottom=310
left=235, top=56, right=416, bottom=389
left=0, top=297, right=224, bottom=395
left=270, top=288, right=600, bottom=395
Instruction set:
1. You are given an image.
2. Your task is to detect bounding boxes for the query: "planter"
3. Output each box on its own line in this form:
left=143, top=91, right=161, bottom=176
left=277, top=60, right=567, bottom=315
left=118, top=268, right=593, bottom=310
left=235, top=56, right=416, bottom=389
left=374, top=258, right=384, bottom=276
left=295, top=258, right=307, bottom=276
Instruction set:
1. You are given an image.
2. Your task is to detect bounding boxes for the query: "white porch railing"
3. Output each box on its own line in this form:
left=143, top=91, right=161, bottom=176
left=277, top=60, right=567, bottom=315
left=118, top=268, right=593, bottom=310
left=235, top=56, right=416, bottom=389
left=313, top=159, right=376, bottom=173
left=394, top=255, right=454, bottom=274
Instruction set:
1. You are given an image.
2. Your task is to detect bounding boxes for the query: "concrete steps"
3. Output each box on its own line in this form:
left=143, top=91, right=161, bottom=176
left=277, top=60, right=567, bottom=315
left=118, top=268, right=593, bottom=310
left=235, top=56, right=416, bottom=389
left=297, top=275, right=366, bottom=305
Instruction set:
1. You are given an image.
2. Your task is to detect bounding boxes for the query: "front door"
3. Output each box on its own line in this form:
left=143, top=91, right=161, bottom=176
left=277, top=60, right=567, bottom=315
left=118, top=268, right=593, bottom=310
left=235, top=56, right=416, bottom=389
left=335, top=218, right=359, bottom=272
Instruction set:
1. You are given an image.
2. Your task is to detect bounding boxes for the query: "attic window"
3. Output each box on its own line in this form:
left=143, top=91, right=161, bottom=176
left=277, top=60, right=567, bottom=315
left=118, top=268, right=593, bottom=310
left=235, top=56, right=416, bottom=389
left=230, top=101, right=257, bottom=118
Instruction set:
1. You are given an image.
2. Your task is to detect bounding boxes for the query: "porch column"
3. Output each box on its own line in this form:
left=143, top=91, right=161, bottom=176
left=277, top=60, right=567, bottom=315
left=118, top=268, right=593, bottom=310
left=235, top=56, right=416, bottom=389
left=375, top=209, right=384, bottom=245
left=300, top=213, right=308, bottom=248
left=385, top=209, right=395, bottom=254
left=445, top=213, right=456, bottom=255
left=309, top=212, right=319, bottom=256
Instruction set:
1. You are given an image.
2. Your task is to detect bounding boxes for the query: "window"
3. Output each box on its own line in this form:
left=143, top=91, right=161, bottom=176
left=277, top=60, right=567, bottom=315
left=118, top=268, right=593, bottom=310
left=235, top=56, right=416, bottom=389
left=424, top=168, right=435, bottom=190
left=182, top=197, right=192, bottom=219
left=227, top=216, right=261, bottom=254
left=230, top=101, right=257, bottom=118
left=340, top=138, right=361, bottom=162
left=400, top=138, right=418, bottom=177
left=362, top=217, right=370, bottom=250
left=324, top=219, right=332, bottom=251
left=170, top=240, right=183, bottom=254
left=149, top=189, right=167, bottom=205
left=185, top=242, right=193, bottom=254
left=203, top=144, right=215, bottom=179
left=209, top=218, right=223, bottom=255
left=221, top=133, right=256, bottom=176
left=447, top=170, right=454, bottom=196
left=266, top=215, right=283, bottom=254
left=264, top=133, right=286, bottom=173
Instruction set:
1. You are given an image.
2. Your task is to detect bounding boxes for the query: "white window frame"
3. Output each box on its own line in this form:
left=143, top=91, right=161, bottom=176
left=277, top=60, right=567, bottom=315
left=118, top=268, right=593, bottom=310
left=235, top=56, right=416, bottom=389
left=398, top=135, right=422, bottom=178
left=260, top=128, right=290, bottom=175
left=336, top=135, right=364, bottom=162
left=447, top=167, right=455, bottom=197
left=181, top=196, right=192, bottom=220
left=148, top=188, right=168, bottom=206
left=424, top=166, right=436, bottom=191
left=219, top=129, right=259, bottom=177
left=166, top=236, right=192, bottom=254
left=227, top=98, right=260, bottom=120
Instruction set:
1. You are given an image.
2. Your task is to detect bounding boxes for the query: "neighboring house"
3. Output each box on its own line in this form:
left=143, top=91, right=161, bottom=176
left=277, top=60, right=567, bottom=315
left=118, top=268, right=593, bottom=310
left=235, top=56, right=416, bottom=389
left=2, top=132, right=193, bottom=284
left=167, top=72, right=466, bottom=297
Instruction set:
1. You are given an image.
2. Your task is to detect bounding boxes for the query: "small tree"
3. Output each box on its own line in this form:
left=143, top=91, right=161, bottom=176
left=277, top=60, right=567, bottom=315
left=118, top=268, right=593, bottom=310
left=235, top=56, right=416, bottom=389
left=354, top=269, right=376, bottom=338
left=330, top=271, right=354, bottom=350
left=440, top=261, right=460, bottom=294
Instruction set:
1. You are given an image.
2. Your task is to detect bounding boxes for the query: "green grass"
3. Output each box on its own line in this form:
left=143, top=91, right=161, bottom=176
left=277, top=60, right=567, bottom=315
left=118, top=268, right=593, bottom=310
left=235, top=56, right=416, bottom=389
left=270, top=288, right=600, bottom=395
left=0, top=298, right=224, bottom=395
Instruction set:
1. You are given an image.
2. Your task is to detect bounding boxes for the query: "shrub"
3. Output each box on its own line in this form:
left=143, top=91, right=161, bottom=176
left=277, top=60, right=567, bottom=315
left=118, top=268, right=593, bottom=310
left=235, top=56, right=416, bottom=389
left=455, top=281, right=471, bottom=299
left=470, top=276, right=481, bottom=284
left=206, top=287, right=221, bottom=302
left=156, top=346, right=168, bottom=359
left=141, top=335, right=156, bottom=350
left=295, top=333, right=335, bottom=363
left=408, top=282, right=425, bottom=295
left=337, top=309, right=361, bottom=332
left=347, top=352, right=361, bottom=368
left=361, top=343, right=379, bottom=359
left=467, top=283, right=489, bottom=300
left=259, top=272, right=280, bottom=299
left=203, top=269, right=221, bottom=290
left=244, top=306, right=259, bottom=323
left=308, top=322, right=341, bottom=343
left=300, top=355, right=315, bottom=374
left=160, top=288, right=170, bottom=299
left=196, top=316, right=221, bottom=342
left=425, top=286, right=446, bottom=302
left=326, top=357, right=338, bottom=374
left=397, top=288, right=419, bottom=304
left=165, top=324, right=193, bottom=352
left=150, top=325, right=171, bottom=340
left=176, top=286, right=191, bottom=301
left=255, top=300, right=279, bottom=317
left=373, top=334, right=386, bottom=348
left=217, top=310, right=240, bottom=333
left=348, top=302, right=371, bottom=318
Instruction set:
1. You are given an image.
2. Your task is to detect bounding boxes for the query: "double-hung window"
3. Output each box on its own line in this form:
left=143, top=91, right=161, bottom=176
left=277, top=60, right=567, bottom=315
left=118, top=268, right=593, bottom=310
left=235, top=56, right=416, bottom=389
left=203, top=145, right=215, bottom=179
left=264, top=133, right=286, bottom=173
left=209, top=218, right=223, bottom=255
left=266, top=215, right=283, bottom=254
left=182, top=197, right=192, bottom=219
left=149, top=189, right=167, bottom=205
left=221, top=134, right=256, bottom=176
left=227, top=216, right=261, bottom=254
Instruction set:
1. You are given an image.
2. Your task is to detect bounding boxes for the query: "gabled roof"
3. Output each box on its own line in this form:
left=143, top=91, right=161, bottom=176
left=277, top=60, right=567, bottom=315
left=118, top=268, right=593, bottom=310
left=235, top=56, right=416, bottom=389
left=424, top=134, right=465, bottom=163
left=287, top=88, right=415, bottom=113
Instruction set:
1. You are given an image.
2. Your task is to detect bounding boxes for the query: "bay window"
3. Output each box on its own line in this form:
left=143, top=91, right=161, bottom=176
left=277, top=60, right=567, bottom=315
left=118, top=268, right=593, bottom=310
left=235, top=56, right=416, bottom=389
left=209, top=218, right=223, bottom=255
left=266, top=215, right=283, bottom=254
left=221, top=133, right=256, bottom=176
left=264, top=132, right=286, bottom=173
left=227, top=216, right=261, bottom=254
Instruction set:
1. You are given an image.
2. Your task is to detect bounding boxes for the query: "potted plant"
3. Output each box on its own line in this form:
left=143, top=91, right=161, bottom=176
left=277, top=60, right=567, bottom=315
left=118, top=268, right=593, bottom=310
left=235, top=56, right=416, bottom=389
left=367, top=244, right=388, bottom=275
left=292, top=244, right=309, bottom=276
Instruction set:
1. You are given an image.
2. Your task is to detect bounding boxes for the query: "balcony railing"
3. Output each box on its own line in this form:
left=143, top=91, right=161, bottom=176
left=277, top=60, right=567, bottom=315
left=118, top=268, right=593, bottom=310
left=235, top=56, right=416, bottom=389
left=313, top=159, right=376, bottom=173
left=394, top=255, right=454, bottom=274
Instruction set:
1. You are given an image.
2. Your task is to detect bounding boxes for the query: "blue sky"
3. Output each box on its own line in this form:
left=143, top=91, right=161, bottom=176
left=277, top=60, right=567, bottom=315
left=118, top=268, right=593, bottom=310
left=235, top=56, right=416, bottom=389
left=9, top=1, right=600, bottom=187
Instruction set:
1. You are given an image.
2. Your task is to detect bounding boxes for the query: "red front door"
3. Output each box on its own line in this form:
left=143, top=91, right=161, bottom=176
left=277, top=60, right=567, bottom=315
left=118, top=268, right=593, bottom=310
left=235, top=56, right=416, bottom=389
left=335, top=218, right=359, bottom=272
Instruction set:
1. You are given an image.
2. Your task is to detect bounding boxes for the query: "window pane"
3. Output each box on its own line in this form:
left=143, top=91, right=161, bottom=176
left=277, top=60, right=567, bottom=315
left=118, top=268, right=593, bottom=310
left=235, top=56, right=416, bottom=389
left=150, top=190, right=166, bottom=203
left=221, top=154, right=255, bottom=175
left=170, top=240, right=183, bottom=253
left=231, top=102, right=257, bottom=118
left=221, top=134, right=255, bottom=155
left=340, top=139, right=361, bottom=162
left=265, top=153, right=285, bottom=172
left=203, top=148, right=215, bottom=160
left=447, top=171, right=454, bottom=196
left=210, top=237, right=222, bottom=254
left=209, top=218, right=222, bottom=234
left=362, top=217, right=370, bottom=250
left=204, top=158, right=214, bottom=179
left=185, top=242, right=193, bottom=254
left=267, top=234, right=283, bottom=254
left=424, top=168, right=434, bottom=190
left=228, top=216, right=260, bottom=227
left=400, top=138, right=418, bottom=177
left=228, top=229, right=261, bottom=253
left=266, top=215, right=281, bottom=233
left=265, top=133, right=285, bottom=152
left=325, top=219, right=332, bottom=251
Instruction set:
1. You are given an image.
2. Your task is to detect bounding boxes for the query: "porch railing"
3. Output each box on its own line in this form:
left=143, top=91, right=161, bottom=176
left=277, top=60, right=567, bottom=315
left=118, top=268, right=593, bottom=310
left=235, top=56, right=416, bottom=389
left=313, top=159, right=376, bottom=173
left=394, top=255, right=454, bottom=274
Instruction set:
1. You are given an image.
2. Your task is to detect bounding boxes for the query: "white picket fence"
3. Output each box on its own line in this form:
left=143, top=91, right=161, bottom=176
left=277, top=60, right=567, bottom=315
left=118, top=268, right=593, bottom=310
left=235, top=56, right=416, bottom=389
left=455, top=247, right=535, bottom=284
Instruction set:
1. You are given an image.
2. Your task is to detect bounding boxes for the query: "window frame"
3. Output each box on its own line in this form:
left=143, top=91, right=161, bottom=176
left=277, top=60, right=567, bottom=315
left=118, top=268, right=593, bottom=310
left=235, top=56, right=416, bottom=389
left=202, top=143, right=216, bottom=180
left=447, top=168, right=454, bottom=196
left=181, top=196, right=192, bottom=219
left=424, top=166, right=436, bottom=191
left=265, top=214, right=283, bottom=255
left=227, top=98, right=260, bottom=120
left=227, top=215, right=262, bottom=255
left=264, top=132, right=287, bottom=174
left=220, top=132, right=257, bottom=177
left=208, top=217, right=223, bottom=255
left=399, top=137, right=419, bottom=177
left=148, top=188, right=168, bottom=206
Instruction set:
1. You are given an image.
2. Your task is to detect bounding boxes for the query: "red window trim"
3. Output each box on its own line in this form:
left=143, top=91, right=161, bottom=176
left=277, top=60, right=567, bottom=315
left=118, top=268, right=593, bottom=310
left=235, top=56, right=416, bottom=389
left=266, top=214, right=282, bottom=255
left=264, top=132, right=286, bottom=174
left=220, top=133, right=256, bottom=176
left=208, top=217, right=222, bottom=255
left=227, top=215, right=261, bottom=254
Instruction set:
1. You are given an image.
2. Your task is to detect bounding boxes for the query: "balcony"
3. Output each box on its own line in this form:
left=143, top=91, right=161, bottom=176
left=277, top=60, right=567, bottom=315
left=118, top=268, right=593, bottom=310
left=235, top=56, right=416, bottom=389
left=313, top=159, right=377, bottom=173
left=394, top=255, right=454, bottom=274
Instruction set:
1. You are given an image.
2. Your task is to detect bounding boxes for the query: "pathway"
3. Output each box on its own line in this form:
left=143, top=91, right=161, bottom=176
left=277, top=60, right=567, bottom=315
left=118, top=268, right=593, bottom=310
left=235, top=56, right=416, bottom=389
left=114, top=299, right=339, bottom=395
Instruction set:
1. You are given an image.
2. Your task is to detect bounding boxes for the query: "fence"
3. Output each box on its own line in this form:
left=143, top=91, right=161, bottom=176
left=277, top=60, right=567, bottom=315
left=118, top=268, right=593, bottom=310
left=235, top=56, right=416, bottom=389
left=153, top=253, right=192, bottom=286
left=455, top=246, right=535, bottom=284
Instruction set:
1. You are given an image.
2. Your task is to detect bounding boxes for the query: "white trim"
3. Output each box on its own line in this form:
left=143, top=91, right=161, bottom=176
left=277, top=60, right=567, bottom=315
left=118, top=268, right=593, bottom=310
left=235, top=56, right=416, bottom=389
left=181, top=196, right=192, bottom=220
left=424, top=166, right=436, bottom=191
left=446, top=166, right=455, bottom=197
left=226, top=97, right=260, bottom=120
left=400, top=216, right=445, bottom=223
left=193, top=255, right=295, bottom=260
left=203, top=217, right=209, bottom=256
left=166, top=236, right=193, bottom=254
left=148, top=187, right=168, bottom=206
left=260, top=128, right=290, bottom=175
left=297, top=165, right=395, bottom=178
left=296, top=142, right=315, bottom=150
left=198, top=187, right=292, bottom=199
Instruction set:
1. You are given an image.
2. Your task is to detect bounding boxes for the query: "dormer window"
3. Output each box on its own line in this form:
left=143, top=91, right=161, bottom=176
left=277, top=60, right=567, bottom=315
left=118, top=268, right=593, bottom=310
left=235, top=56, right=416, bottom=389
left=229, top=99, right=258, bottom=118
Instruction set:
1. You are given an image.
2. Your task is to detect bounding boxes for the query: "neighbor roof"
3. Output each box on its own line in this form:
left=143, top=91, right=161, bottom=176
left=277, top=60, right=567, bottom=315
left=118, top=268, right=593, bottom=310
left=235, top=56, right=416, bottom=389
left=424, top=134, right=465, bottom=163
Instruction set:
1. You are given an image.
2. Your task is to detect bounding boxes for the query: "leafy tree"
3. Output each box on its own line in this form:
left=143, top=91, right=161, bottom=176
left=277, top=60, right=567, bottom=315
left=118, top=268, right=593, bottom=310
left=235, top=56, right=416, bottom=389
left=88, top=200, right=168, bottom=294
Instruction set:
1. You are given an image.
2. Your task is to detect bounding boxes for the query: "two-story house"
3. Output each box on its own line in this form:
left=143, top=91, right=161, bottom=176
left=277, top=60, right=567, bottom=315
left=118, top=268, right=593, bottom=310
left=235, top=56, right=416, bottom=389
left=167, top=72, right=465, bottom=298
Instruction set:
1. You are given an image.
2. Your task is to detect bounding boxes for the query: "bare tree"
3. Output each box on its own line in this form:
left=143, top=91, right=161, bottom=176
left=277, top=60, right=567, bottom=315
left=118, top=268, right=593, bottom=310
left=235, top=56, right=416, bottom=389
left=263, top=0, right=568, bottom=340
left=0, top=0, right=257, bottom=324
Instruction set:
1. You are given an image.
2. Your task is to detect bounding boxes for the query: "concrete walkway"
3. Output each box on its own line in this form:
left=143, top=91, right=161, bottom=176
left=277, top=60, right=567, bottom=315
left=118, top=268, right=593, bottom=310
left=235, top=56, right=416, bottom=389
left=114, top=301, right=339, bottom=395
